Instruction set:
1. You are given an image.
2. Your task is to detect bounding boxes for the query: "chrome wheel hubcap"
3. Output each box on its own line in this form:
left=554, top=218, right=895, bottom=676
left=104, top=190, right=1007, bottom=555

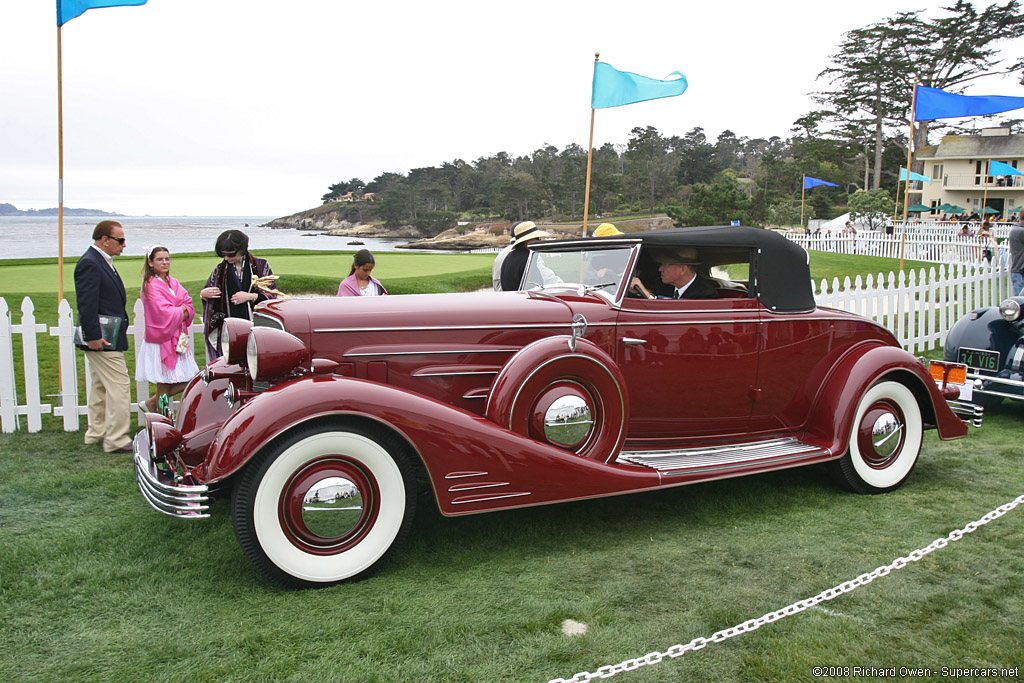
left=871, top=412, right=903, bottom=460
left=300, top=476, right=364, bottom=539
left=543, top=394, right=593, bottom=447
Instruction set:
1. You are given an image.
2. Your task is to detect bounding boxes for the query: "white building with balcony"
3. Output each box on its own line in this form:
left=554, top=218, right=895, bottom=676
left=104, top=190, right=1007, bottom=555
left=916, top=127, right=1024, bottom=220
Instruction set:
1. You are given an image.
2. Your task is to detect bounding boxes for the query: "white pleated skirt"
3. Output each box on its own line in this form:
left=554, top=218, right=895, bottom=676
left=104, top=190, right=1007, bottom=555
left=135, top=340, right=200, bottom=384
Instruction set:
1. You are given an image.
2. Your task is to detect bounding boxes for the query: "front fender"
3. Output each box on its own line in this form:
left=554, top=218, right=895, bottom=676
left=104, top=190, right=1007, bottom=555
left=805, top=344, right=967, bottom=454
left=199, top=376, right=660, bottom=515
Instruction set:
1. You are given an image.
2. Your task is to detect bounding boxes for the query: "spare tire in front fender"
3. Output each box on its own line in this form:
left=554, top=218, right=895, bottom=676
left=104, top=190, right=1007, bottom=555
left=485, top=336, right=628, bottom=463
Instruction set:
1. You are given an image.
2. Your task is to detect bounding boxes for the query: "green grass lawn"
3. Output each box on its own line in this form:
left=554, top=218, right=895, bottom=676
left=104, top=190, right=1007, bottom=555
left=0, top=249, right=496, bottom=297
left=1, top=409, right=1021, bottom=681
left=806, top=250, right=935, bottom=286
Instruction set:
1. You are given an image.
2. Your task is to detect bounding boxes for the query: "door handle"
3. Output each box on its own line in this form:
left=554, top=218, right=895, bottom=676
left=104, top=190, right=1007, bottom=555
left=622, top=337, right=647, bottom=345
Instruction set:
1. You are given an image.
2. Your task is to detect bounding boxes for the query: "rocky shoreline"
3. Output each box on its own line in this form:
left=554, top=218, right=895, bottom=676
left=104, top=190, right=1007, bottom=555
left=264, top=205, right=676, bottom=251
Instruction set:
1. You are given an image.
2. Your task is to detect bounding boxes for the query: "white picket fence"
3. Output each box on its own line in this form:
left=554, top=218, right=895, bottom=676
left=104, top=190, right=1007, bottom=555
left=813, top=263, right=1012, bottom=352
left=1, top=261, right=1013, bottom=433
left=787, top=230, right=1010, bottom=267
left=0, top=297, right=204, bottom=434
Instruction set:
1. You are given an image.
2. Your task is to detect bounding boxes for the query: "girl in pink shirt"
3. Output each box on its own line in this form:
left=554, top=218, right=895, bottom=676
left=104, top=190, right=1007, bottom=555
left=337, top=249, right=388, bottom=297
left=136, top=246, right=199, bottom=413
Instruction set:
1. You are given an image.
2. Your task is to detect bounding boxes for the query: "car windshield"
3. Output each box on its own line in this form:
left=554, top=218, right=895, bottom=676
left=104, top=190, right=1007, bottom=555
left=522, top=247, right=634, bottom=293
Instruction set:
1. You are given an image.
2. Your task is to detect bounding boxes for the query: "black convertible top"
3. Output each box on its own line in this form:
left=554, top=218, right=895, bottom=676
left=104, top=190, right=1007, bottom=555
left=531, top=225, right=815, bottom=313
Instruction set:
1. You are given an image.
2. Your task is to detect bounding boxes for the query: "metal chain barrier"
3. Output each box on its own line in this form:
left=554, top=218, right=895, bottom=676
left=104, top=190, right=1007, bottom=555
left=548, top=494, right=1024, bottom=683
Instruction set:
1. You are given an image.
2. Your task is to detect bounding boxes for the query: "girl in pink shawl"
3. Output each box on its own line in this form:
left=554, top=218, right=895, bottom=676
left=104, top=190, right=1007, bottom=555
left=136, top=246, right=199, bottom=413
left=337, top=249, right=388, bottom=297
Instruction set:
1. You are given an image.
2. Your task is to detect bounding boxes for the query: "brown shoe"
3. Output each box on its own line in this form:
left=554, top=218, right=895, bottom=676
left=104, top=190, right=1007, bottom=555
left=107, top=444, right=133, bottom=453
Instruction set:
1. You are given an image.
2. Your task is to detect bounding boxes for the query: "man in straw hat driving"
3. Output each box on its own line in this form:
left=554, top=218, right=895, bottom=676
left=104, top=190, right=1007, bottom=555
left=630, top=247, right=719, bottom=300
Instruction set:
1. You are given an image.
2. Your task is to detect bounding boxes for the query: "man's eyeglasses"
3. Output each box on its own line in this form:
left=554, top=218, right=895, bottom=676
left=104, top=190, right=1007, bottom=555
left=106, top=235, right=126, bottom=245
left=220, top=250, right=238, bottom=258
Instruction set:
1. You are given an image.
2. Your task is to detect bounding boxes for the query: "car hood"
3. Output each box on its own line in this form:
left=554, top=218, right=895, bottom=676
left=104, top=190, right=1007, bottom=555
left=258, top=291, right=578, bottom=337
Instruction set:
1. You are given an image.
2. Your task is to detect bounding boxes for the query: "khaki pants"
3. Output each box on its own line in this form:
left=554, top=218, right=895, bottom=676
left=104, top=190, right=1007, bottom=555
left=83, top=350, right=131, bottom=452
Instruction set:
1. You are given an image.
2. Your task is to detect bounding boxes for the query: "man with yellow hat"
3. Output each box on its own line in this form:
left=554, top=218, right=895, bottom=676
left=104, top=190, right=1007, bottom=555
left=593, top=223, right=623, bottom=237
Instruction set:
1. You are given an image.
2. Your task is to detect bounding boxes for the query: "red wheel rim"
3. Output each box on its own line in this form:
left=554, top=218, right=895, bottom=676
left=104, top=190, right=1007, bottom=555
left=856, top=400, right=905, bottom=469
left=279, top=457, right=380, bottom=555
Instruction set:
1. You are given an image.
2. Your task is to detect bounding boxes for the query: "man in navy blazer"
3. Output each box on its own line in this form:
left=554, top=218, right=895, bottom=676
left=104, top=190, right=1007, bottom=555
left=74, top=220, right=132, bottom=453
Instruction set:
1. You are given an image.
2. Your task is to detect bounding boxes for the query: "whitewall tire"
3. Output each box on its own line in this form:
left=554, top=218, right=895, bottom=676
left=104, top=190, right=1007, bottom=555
left=232, top=423, right=416, bottom=588
left=834, top=380, right=923, bottom=494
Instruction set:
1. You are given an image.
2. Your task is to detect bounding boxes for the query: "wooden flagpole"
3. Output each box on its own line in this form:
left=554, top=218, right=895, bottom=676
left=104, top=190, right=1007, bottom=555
left=983, top=159, right=990, bottom=215
left=800, top=176, right=806, bottom=227
left=581, top=53, right=599, bottom=237
left=902, top=79, right=918, bottom=223
left=57, top=24, right=65, bottom=302
left=893, top=169, right=902, bottom=221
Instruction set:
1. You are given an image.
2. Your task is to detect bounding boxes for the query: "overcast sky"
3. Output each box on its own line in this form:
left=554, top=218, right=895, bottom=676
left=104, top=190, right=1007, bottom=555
left=3, top=1, right=1023, bottom=217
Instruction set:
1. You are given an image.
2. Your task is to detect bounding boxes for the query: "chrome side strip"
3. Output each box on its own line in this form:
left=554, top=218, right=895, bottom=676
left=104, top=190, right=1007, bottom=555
left=617, top=437, right=831, bottom=476
left=450, top=491, right=531, bottom=505
left=447, top=482, right=510, bottom=492
left=610, top=318, right=759, bottom=326
left=412, top=369, right=500, bottom=377
left=444, top=471, right=489, bottom=479
left=317, top=322, right=616, bottom=334
left=344, top=348, right=518, bottom=358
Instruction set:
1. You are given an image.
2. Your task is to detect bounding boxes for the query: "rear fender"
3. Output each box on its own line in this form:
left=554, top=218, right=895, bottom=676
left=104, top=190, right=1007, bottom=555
left=199, top=376, right=659, bottom=515
left=805, top=344, right=967, bottom=453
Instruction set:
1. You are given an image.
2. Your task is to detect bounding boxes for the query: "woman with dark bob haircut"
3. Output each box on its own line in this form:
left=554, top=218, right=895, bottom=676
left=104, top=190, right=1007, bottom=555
left=199, top=230, right=276, bottom=361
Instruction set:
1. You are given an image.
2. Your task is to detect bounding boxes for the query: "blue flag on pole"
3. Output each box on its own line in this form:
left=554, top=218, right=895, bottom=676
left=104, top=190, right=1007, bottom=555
left=591, top=62, right=688, bottom=109
left=58, top=0, right=148, bottom=26
left=803, top=176, right=838, bottom=189
left=914, top=85, right=1024, bottom=122
left=899, top=168, right=931, bottom=183
left=988, top=160, right=1024, bottom=176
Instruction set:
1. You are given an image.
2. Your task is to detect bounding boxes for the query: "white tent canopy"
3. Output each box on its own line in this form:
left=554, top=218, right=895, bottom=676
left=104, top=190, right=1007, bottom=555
left=822, top=213, right=850, bottom=231
left=818, top=212, right=882, bottom=233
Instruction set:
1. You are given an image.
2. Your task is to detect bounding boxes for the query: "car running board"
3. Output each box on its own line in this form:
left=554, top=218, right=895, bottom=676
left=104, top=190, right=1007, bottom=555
left=616, top=437, right=832, bottom=476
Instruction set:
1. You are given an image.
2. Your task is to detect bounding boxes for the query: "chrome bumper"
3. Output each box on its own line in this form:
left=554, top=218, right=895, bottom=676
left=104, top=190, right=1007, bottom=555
left=947, top=400, right=984, bottom=428
left=133, top=429, right=210, bottom=519
left=967, top=370, right=1024, bottom=402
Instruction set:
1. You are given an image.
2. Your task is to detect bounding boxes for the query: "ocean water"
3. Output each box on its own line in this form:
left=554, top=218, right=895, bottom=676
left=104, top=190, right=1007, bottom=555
left=0, top=215, right=450, bottom=261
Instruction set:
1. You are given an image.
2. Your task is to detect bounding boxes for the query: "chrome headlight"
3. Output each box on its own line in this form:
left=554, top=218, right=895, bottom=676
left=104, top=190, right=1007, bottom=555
left=245, top=327, right=309, bottom=382
left=999, top=298, right=1023, bottom=322
left=247, top=332, right=259, bottom=379
left=222, top=318, right=254, bottom=367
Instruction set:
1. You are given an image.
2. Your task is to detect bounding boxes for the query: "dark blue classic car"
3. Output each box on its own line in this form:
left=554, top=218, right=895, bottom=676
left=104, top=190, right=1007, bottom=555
left=944, top=296, right=1024, bottom=408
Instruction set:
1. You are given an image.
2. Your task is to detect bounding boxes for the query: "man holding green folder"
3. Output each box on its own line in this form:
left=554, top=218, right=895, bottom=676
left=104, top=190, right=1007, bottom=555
left=74, top=220, right=132, bottom=453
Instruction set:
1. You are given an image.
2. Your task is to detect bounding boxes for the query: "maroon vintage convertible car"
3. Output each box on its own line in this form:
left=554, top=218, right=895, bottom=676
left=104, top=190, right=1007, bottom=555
left=134, top=226, right=971, bottom=588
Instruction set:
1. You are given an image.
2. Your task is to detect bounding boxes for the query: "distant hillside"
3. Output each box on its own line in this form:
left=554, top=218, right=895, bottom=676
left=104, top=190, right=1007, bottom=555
left=0, top=203, right=122, bottom=217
